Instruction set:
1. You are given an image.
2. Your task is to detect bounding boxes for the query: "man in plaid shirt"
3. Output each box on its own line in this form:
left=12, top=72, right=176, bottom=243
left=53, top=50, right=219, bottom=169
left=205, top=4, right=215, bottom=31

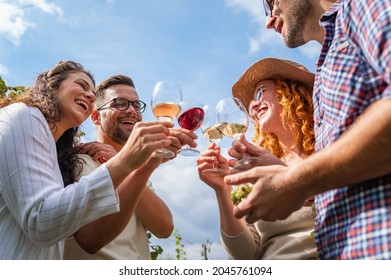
left=225, top=0, right=391, bottom=259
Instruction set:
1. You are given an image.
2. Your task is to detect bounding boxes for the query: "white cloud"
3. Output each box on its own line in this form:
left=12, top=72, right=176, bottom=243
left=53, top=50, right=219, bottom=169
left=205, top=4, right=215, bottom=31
left=0, top=2, right=35, bottom=45
left=299, top=41, right=322, bottom=59
left=0, top=0, right=63, bottom=45
left=225, top=0, right=263, bottom=22
left=19, top=0, right=63, bottom=16
left=0, top=63, right=9, bottom=77
left=225, top=0, right=276, bottom=55
left=248, top=28, right=282, bottom=55
left=147, top=144, right=231, bottom=259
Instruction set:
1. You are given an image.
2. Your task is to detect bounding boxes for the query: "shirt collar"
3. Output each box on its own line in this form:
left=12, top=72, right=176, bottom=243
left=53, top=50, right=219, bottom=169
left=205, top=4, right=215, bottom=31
left=320, top=0, right=342, bottom=24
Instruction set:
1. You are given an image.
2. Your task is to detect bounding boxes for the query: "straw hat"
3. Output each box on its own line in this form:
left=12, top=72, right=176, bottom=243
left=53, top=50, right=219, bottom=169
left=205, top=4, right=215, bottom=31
left=232, top=58, right=315, bottom=110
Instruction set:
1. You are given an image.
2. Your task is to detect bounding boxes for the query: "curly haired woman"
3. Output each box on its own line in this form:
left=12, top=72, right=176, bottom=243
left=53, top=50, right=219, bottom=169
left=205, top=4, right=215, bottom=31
left=197, top=58, right=318, bottom=259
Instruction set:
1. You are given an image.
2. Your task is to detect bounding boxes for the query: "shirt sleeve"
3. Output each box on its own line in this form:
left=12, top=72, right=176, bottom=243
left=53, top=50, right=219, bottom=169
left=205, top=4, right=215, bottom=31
left=343, top=0, right=391, bottom=97
left=220, top=224, right=261, bottom=260
left=0, top=104, right=119, bottom=246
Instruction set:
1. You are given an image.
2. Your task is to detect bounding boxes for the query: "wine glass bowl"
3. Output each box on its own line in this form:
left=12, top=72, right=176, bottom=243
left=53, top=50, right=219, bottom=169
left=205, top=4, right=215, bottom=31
left=152, top=81, right=182, bottom=122
left=200, top=104, right=228, bottom=175
left=216, top=97, right=261, bottom=171
left=177, top=101, right=205, bottom=156
left=216, top=97, right=249, bottom=139
left=151, top=81, right=183, bottom=158
left=152, top=102, right=181, bottom=122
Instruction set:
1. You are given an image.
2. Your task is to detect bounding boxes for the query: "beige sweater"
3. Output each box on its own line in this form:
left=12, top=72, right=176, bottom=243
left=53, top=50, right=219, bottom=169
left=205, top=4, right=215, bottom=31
left=221, top=206, right=318, bottom=260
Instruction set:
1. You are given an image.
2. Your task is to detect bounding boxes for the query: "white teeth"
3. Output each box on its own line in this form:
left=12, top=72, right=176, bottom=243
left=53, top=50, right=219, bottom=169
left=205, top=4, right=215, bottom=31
left=259, top=105, right=268, bottom=110
left=257, top=106, right=268, bottom=119
left=120, top=118, right=136, bottom=125
left=75, top=100, right=88, bottom=113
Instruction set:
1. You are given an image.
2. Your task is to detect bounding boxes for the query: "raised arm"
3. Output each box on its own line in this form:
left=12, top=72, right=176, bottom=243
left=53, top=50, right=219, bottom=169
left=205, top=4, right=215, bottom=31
left=73, top=153, right=164, bottom=253
left=135, top=186, right=173, bottom=238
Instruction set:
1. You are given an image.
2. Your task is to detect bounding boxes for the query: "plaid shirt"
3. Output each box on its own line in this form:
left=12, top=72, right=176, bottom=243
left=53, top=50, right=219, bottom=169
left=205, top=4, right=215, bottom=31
left=314, top=0, right=391, bottom=259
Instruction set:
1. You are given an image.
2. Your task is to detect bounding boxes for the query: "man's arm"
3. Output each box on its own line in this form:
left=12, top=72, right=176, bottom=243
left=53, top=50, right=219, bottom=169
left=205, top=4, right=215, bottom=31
left=296, top=98, right=391, bottom=194
left=135, top=186, right=174, bottom=238
left=73, top=156, right=162, bottom=254
left=225, top=99, right=391, bottom=222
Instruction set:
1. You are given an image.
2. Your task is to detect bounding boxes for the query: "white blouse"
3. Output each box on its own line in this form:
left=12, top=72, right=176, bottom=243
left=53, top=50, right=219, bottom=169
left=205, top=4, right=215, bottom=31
left=0, top=103, right=119, bottom=259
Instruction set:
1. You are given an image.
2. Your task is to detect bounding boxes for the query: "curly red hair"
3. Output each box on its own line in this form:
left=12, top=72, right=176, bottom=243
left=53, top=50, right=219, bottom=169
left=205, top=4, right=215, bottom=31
left=252, top=79, right=315, bottom=158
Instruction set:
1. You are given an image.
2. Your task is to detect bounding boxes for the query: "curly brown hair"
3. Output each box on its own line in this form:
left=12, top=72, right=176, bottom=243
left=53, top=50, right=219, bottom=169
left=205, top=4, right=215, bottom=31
left=252, top=79, right=315, bottom=158
left=0, top=61, right=95, bottom=185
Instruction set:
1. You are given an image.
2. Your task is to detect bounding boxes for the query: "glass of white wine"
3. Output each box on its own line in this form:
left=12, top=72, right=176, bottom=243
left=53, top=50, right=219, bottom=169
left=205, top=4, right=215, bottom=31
left=151, top=80, right=183, bottom=158
left=216, top=97, right=261, bottom=171
left=200, top=104, right=229, bottom=175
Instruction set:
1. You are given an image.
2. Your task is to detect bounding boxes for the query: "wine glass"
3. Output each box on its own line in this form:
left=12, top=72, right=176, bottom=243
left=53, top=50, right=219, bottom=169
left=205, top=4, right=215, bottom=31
left=216, top=97, right=261, bottom=172
left=177, top=101, right=205, bottom=156
left=151, top=80, right=183, bottom=158
left=200, top=104, right=229, bottom=175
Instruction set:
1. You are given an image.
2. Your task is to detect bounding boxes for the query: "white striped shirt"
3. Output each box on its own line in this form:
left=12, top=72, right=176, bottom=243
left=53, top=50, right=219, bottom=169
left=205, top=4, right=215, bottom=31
left=0, top=103, right=120, bottom=259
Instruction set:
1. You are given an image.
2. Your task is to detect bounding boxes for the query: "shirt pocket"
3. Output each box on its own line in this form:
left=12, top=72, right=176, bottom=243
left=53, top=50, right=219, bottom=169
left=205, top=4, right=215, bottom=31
left=317, top=39, right=367, bottom=133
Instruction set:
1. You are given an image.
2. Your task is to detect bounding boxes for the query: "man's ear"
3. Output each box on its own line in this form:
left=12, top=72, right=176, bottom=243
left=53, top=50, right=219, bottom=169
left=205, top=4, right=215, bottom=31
left=91, top=110, right=101, bottom=125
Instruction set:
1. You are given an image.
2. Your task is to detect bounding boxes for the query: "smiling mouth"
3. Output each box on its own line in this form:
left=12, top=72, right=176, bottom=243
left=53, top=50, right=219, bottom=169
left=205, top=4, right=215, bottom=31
left=257, top=106, right=268, bottom=119
left=75, top=99, right=89, bottom=115
left=119, top=118, right=137, bottom=126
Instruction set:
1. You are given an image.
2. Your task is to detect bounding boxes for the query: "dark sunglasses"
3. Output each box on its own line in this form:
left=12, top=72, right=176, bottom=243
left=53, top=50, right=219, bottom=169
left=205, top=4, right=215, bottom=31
left=263, top=0, right=273, bottom=17
left=97, top=97, right=146, bottom=113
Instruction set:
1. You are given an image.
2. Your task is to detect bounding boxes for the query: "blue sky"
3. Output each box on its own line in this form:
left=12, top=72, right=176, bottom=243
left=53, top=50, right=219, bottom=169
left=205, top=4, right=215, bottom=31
left=0, top=0, right=321, bottom=260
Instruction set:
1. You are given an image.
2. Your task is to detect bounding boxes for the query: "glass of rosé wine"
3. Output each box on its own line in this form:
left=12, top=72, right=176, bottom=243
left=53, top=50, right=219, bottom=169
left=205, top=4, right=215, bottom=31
left=177, top=101, right=205, bottom=156
left=151, top=80, right=183, bottom=158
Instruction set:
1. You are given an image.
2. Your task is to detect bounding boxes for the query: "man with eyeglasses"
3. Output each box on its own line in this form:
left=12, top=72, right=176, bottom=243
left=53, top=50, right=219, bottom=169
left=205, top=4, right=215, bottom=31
left=64, top=75, right=197, bottom=259
left=226, top=0, right=391, bottom=259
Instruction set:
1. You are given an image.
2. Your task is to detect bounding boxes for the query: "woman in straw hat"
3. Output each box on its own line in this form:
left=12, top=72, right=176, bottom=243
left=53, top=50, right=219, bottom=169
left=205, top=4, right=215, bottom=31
left=197, top=58, right=318, bottom=259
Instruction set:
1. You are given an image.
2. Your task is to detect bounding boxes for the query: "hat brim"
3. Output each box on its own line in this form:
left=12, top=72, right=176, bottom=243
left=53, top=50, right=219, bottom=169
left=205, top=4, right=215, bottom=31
left=232, top=58, right=315, bottom=110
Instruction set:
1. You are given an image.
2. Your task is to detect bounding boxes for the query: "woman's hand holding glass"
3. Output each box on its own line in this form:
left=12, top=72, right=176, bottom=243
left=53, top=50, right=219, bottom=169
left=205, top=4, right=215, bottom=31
left=106, top=121, right=172, bottom=186
left=197, top=143, right=230, bottom=191
left=228, top=143, right=286, bottom=206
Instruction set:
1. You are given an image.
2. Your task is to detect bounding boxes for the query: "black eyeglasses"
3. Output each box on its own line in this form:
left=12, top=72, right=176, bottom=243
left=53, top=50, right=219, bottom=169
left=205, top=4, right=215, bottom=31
left=97, top=97, right=146, bottom=113
left=263, top=0, right=273, bottom=17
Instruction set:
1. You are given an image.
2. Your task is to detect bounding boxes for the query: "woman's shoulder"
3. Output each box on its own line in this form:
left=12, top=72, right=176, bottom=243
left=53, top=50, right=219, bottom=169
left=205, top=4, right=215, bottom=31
left=1, top=102, right=42, bottom=119
left=1, top=103, right=48, bottom=133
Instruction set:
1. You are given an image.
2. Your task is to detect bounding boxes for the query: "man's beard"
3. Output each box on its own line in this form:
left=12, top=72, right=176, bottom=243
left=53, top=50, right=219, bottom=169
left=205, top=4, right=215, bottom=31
left=111, top=126, right=130, bottom=145
left=102, top=121, right=132, bottom=146
left=284, top=0, right=311, bottom=48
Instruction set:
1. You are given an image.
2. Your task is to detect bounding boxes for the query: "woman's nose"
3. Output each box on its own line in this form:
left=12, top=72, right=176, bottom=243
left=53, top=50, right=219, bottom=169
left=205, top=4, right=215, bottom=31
left=85, top=90, right=96, bottom=103
left=249, top=100, right=260, bottom=115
